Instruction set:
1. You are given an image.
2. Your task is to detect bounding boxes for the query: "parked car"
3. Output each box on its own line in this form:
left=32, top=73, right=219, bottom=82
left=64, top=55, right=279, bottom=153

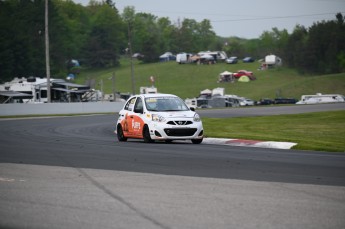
left=116, top=93, right=204, bottom=144
left=243, top=57, right=255, bottom=63
left=274, top=98, right=298, bottom=104
left=239, top=98, right=255, bottom=106
left=233, top=70, right=254, bottom=78
left=257, top=98, right=274, bottom=105
left=225, top=56, right=238, bottom=64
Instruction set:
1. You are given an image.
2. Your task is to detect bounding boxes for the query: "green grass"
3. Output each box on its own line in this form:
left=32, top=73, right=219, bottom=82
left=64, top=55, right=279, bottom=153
left=202, top=110, right=345, bottom=152
left=76, top=58, right=345, bottom=100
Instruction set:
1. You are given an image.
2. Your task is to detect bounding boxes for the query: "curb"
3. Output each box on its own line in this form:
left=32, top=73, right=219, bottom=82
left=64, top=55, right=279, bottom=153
left=203, top=138, right=297, bottom=150
left=114, top=131, right=297, bottom=150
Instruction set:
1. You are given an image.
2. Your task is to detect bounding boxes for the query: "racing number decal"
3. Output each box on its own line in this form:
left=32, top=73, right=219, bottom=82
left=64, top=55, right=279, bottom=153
left=122, top=113, right=145, bottom=138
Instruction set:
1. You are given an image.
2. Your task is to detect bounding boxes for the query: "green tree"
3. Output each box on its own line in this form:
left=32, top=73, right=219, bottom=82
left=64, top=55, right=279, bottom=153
left=84, top=2, right=125, bottom=67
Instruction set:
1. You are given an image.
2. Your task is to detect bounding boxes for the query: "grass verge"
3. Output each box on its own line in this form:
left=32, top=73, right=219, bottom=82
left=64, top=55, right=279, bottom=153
left=202, top=110, right=345, bottom=152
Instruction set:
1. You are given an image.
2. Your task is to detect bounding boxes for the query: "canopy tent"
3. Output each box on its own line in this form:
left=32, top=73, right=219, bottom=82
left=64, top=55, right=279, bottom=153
left=220, top=71, right=233, bottom=75
left=218, top=71, right=234, bottom=83
left=190, top=55, right=200, bottom=61
left=200, top=54, right=214, bottom=60
left=238, top=76, right=250, bottom=82
left=200, top=89, right=212, bottom=95
left=0, top=91, right=33, bottom=103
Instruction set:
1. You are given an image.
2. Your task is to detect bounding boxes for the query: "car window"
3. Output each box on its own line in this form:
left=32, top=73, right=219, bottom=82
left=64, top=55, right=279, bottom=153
left=124, top=97, right=136, bottom=111
left=134, top=97, right=143, bottom=113
left=145, top=97, right=189, bottom=112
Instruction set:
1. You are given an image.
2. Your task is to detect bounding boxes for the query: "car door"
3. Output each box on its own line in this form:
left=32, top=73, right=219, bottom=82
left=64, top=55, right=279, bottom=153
left=119, top=96, right=137, bottom=136
left=129, top=97, right=146, bottom=137
left=122, top=96, right=146, bottom=138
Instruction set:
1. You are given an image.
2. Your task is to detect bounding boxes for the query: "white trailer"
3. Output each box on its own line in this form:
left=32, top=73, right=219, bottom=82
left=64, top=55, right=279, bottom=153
left=296, top=93, right=345, bottom=104
left=176, top=53, right=192, bottom=64
left=264, top=54, right=282, bottom=67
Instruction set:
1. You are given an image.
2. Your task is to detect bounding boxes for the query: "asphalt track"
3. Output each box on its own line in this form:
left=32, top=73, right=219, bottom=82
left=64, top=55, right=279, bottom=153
left=0, top=103, right=344, bottom=229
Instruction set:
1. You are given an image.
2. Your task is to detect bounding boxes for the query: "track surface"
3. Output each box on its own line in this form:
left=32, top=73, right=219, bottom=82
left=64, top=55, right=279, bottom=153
left=1, top=104, right=345, bottom=229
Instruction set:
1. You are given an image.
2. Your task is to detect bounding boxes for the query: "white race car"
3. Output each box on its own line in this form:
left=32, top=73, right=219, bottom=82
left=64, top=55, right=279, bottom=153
left=116, top=93, right=204, bottom=144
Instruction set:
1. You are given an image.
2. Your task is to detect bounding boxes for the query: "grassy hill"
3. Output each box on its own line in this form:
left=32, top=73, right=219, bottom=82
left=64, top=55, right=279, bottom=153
left=76, top=58, right=345, bottom=100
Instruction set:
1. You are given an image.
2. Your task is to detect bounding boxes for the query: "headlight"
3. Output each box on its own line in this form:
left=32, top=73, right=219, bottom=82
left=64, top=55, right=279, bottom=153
left=193, top=113, right=201, bottom=122
left=152, top=114, right=166, bottom=122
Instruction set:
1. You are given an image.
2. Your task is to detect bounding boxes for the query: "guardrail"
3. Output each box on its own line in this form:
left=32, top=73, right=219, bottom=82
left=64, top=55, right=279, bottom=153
left=0, top=102, right=125, bottom=116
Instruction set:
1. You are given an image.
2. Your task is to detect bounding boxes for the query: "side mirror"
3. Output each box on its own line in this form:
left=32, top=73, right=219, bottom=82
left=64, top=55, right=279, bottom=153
left=134, top=107, right=143, bottom=114
left=190, top=107, right=195, bottom=111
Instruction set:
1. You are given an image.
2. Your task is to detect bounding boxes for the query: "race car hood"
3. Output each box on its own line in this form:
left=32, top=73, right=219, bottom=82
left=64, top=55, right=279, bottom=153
left=152, top=110, right=196, bottom=118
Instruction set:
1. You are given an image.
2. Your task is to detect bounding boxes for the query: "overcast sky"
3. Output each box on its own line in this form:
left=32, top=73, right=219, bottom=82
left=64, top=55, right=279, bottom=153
left=73, top=0, right=345, bottom=39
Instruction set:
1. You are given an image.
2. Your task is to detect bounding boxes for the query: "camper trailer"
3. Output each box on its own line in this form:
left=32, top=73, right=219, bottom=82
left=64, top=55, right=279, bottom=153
left=264, top=54, right=282, bottom=67
left=140, top=86, right=158, bottom=94
left=198, top=51, right=228, bottom=61
left=0, top=77, right=91, bottom=103
left=296, top=93, right=345, bottom=104
left=184, top=87, right=242, bottom=108
left=176, top=53, right=192, bottom=64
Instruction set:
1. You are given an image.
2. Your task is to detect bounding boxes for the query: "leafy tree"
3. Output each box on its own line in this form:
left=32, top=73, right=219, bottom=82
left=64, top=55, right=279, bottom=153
left=84, top=2, right=125, bottom=67
left=157, top=17, right=176, bottom=53
left=197, top=19, right=216, bottom=50
left=284, top=25, right=308, bottom=71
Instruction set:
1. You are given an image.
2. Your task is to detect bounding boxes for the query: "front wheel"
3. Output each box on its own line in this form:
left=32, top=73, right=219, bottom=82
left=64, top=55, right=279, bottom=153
left=117, top=125, right=127, bottom=142
left=143, top=125, right=154, bottom=143
left=191, top=138, right=203, bottom=144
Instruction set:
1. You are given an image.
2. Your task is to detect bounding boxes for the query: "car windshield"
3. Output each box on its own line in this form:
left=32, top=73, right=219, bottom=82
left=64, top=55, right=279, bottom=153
left=145, top=97, right=190, bottom=112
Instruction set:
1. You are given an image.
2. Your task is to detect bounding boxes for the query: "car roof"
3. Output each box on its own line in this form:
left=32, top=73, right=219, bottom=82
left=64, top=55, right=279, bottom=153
left=136, top=93, right=178, bottom=99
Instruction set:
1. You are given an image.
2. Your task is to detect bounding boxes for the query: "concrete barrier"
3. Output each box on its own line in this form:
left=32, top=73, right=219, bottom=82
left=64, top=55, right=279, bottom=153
left=0, top=102, right=125, bottom=116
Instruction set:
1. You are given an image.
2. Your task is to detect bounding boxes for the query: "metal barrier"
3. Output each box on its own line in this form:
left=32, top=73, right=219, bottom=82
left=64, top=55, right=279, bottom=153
left=0, top=102, right=125, bottom=116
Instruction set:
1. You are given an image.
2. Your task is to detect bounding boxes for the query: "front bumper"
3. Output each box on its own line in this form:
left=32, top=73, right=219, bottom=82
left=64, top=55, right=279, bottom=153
left=148, top=121, right=203, bottom=140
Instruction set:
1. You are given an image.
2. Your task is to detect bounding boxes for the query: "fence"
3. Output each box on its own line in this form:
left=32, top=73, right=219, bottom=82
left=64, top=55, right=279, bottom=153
left=0, top=102, right=125, bottom=116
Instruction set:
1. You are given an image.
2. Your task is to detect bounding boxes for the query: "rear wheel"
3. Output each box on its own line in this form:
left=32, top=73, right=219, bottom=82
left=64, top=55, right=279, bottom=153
left=191, top=138, right=203, bottom=144
left=143, top=125, right=154, bottom=143
left=117, top=125, right=127, bottom=142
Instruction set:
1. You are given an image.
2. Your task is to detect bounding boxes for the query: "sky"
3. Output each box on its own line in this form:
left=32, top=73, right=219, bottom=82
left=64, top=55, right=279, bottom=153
left=73, top=0, right=345, bottom=39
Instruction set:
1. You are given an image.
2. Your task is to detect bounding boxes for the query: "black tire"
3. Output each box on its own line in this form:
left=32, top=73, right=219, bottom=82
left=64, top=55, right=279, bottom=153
left=117, top=125, right=127, bottom=142
left=143, top=125, right=154, bottom=143
left=191, top=138, right=203, bottom=144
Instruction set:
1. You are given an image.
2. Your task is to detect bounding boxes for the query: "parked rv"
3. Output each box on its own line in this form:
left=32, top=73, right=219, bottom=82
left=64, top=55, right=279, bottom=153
left=176, top=53, right=192, bottom=64
left=264, top=54, right=282, bottom=68
left=296, top=93, right=345, bottom=104
left=198, top=51, right=228, bottom=61
left=185, top=88, right=243, bottom=109
left=140, top=86, right=158, bottom=94
left=0, top=77, right=92, bottom=103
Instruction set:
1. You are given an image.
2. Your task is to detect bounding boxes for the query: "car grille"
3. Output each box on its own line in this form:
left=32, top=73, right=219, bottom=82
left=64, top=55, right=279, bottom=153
left=164, top=128, right=197, bottom=137
left=166, top=120, right=193, bottom=125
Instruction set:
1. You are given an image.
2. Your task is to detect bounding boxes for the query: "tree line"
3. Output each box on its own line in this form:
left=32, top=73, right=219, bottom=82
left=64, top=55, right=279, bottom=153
left=0, top=0, right=344, bottom=83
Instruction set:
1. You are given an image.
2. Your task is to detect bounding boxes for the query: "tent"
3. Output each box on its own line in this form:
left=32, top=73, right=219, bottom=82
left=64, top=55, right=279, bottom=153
left=190, top=55, right=200, bottom=61
left=200, top=89, right=212, bottom=95
left=238, top=76, right=250, bottom=82
left=159, top=52, right=176, bottom=62
left=218, top=71, right=234, bottom=82
left=220, top=71, right=232, bottom=76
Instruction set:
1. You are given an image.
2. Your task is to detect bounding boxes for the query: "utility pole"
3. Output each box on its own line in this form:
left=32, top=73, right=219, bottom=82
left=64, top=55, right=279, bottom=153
left=100, top=79, right=104, bottom=101
left=112, top=72, right=116, bottom=101
left=128, top=21, right=135, bottom=95
left=45, top=0, right=51, bottom=103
